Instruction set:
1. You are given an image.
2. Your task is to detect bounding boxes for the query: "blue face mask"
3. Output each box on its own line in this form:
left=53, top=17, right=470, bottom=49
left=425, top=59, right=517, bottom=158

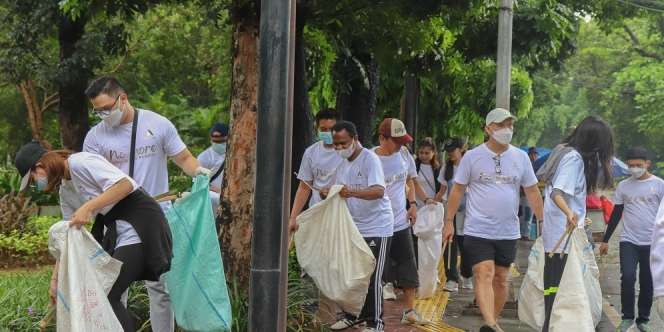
left=318, top=131, right=333, bottom=145
left=35, top=176, right=48, bottom=191
left=212, top=142, right=227, bottom=155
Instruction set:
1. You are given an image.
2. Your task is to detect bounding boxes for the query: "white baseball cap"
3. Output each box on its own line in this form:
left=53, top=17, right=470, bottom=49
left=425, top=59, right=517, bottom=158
left=485, top=108, right=516, bottom=126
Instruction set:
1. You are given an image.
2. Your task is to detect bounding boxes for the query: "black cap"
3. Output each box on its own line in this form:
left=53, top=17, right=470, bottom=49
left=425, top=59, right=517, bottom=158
left=443, top=138, right=464, bottom=152
left=15, top=141, right=47, bottom=191
left=625, top=146, right=649, bottom=161
left=210, top=123, right=229, bottom=136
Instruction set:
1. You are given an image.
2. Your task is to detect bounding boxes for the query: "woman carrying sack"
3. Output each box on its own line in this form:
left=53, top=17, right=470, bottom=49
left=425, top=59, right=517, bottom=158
left=14, top=141, right=173, bottom=332
left=538, top=116, right=614, bottom=331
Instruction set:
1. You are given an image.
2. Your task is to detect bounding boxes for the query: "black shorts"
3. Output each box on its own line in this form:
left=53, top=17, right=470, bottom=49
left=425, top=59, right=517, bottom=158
left=462, top=235, right=517, bottom=271
left=385, top=227, right=419, bottom=288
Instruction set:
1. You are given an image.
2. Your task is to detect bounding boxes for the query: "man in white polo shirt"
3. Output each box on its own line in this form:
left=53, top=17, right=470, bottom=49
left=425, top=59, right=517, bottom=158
left=443, top=108, right=544, bottom=332
left=327, top=120, right=394, bottom=332
left=83, top=76, right=210, bottom=332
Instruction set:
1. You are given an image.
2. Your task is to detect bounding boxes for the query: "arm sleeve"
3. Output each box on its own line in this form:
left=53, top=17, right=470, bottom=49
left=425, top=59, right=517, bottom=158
left=521, top=153, right=539, bottom=187
left=551, top=153, right=583, bottom=196
left=406, top=152, right=418, bottom=179
left=453, top=155, right=471, bottom=185
left=297, top=149, right=314, bottom=182
left=603, top=204, right=625, bottom=242
left=82, top=131, right=99, bottom=154
left=162, top=119, right=187, bottom=157
left=74, top=154, right=137, bottom=192
left=367, top=154, right=386, bottom=188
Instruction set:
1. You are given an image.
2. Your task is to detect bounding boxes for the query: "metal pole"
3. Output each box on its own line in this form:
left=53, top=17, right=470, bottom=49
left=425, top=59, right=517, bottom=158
left=496, top=0, right=513, bottom=110
left=250, top=0, right=295, bottom=330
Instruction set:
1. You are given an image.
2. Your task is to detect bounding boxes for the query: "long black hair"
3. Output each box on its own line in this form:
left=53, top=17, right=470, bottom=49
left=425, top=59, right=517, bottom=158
left=563, top=116, right=614, bottom=193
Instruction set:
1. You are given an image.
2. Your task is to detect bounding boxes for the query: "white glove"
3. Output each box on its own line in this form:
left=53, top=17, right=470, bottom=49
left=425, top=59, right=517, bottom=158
left=195, top=166, right=212, bottom=177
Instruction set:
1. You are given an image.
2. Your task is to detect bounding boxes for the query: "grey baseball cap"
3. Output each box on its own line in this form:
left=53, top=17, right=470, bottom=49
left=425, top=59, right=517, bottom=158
left=15, top=141, right=47, bottom=191
left=485, top=108, right=517, bottom=126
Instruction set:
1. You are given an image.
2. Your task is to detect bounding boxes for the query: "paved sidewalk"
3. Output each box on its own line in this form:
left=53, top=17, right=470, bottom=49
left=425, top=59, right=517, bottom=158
left=440, top=226, right=663, bottom=332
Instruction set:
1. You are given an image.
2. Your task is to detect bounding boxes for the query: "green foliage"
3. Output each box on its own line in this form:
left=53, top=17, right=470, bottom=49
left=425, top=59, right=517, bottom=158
left=0, top=267, right=53, bottom=332
left=0, top=216, right=58, bottom=268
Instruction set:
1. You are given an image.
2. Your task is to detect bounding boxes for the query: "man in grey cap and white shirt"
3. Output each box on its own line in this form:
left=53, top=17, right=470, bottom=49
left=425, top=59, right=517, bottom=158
left=443, top=108, right=544, bottom=332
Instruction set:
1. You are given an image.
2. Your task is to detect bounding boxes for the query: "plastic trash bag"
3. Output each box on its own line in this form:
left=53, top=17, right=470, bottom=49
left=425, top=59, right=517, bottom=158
left=165, top=175, right=232, bottom=332
left=412, top=203, right=445, bottom=299
left=518, top=229, right=602, bottom=331
left=294, top=185, right=376, bottom=316
left=48, top=221, right=123, bottom=332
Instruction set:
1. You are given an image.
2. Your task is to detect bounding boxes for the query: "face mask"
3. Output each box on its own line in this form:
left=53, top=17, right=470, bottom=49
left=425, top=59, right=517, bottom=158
left=629, top=167, right=646, bottom=179
left=212, top=142, right=227, bottom=155
left=99, top=105, right=124, bottom=127
left=337, top=141, right=355, bottom=159
left=492, top=128, right=513, bottom=145
left=318, top=131, right=333, bottom=145
left=35, top=176, right=48, bottom=191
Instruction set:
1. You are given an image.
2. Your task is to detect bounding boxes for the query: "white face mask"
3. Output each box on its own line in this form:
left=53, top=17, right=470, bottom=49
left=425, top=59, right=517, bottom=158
left=337, top=141, right=355, bottom=159
left=629, top=167, right=646, bottom=179
left=99, top=105, right=124, bottom=127
left=491, top=127, right=513, bottom=145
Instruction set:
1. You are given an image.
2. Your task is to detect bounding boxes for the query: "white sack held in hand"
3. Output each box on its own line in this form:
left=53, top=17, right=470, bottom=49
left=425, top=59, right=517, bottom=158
left=294, top=185, right=376, bottom=316
left=48, top=221, right=123, bottom=332
left=518, top=229, right=602, bottom=331
left=412, top=202, right=444, bottom=299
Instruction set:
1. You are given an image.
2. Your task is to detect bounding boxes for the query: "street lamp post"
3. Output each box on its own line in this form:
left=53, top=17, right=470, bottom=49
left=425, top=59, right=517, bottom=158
left=496, top=0, right=513, bottom=110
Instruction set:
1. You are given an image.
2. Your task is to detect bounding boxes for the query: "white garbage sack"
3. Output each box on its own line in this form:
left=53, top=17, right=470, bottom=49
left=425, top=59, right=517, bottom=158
left=518, top=229, right=602, bottom=331
left=48, top=221, right=123, bottom=332
left=294, top=185, right=376, bottom=316
left=412, top=203, right=445, bottom=299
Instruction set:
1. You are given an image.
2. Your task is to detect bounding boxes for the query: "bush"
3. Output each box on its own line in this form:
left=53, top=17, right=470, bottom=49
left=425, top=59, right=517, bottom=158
left=0, top=216, right=59, bottom=268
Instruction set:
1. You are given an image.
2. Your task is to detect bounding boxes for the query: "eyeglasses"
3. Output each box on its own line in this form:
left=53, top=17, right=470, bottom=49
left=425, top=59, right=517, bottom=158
left=492, top=155, right=502, bottom=174
left=90, top=95, right=120, bottom=116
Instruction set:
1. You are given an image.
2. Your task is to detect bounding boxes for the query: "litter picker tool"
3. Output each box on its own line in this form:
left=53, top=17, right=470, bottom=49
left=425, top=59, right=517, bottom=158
left=549, top=225, right=574, bottom=258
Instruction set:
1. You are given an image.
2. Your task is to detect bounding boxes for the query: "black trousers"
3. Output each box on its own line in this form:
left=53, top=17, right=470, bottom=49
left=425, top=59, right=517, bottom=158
left=108, top=243, right=145, bottom=332
left=344, top=236, right=391, bottom=330
left=620, top=242, right=653, bottom=323
left=543, top=253, right=567, bottom=332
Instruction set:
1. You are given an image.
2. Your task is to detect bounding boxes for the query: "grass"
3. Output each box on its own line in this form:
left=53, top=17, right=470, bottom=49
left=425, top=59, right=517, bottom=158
left=0, top=267, right=54, bottom=332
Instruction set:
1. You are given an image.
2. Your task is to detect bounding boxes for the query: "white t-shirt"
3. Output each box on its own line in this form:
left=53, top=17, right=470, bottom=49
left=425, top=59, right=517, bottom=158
left=614, top=175, right=664, bottom=246
left=372, top=147, right=417, bottom=232
left=651, top=198, right=664, bottom=297
left=60, top=153, right=141, bottom=249
left=542, top=150, right=587, bottom=252
left=438, top=163, right=467, bottom=213
left=198, top=146, right=226, bottom=190
left=83, top=109, right=187, bottom=205
left=454, top=144, right=538, bottom=240
left=297, top=141, right=343, bottom=207
left=416, top=164, right=437, bottom=207
left=335, top=148, right=394, bottom=238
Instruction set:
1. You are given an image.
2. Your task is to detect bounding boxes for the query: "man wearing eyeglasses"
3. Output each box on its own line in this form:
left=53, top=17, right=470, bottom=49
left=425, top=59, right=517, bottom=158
left=443, top=108, right=544, bottom=332
left=82, top=76, right=210, bottom=332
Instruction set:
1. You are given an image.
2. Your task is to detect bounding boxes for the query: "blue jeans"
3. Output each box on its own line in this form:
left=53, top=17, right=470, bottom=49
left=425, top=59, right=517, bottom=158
left=620, top=241, right=653, bottom=323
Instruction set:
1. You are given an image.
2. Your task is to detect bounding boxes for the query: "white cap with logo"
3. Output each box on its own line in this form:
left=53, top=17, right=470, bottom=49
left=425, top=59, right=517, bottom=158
left=485, top=108, right=517, bottom=126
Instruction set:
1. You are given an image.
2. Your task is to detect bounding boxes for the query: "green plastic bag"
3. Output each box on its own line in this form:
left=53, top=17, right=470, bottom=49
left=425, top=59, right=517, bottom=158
left=165, top=175, right=232, bottom=331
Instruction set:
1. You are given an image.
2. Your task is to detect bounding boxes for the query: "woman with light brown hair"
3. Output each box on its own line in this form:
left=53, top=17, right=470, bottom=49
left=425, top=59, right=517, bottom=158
left=14, top=141, right=172, bottom=332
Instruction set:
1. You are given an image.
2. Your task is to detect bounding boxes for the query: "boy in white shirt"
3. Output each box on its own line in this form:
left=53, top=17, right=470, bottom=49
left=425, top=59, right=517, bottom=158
left=600, top=147, right=664, bottom=332
left=443, top=108, right=544, bottom=332
left=197, top=123, right=229, bottom=212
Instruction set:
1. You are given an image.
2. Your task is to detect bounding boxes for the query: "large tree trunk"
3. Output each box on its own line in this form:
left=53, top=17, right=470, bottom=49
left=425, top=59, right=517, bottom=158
left=58, top=15, right=90, bottom=151
left=290, top=2, right=314, bottom=204
left=335, top=52, right=379, bottom=144
left=219, top=16, right=259, bottom=288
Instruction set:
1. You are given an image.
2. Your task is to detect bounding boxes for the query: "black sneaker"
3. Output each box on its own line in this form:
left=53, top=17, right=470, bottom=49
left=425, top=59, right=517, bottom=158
left=479, top=325, right=496, bottom=332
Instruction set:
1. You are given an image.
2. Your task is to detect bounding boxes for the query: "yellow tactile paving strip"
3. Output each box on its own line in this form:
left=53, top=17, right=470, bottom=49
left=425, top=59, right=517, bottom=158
left=413, top=260, right=464, bottom=332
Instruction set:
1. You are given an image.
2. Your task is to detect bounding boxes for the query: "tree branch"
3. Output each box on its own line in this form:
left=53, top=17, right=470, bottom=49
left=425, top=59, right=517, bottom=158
left=41, top=92, right=59, bottom=114
left=623, top=24, right=664, bottom=61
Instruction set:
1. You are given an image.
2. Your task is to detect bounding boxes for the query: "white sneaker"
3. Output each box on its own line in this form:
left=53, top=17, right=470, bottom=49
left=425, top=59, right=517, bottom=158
left=443, top=280, right=459, bottom=292
left=383, top=282, right=397, bottom=300
left=461, top=277, right=474, bottom=290
left=330, top=317, right=356, bottom=330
